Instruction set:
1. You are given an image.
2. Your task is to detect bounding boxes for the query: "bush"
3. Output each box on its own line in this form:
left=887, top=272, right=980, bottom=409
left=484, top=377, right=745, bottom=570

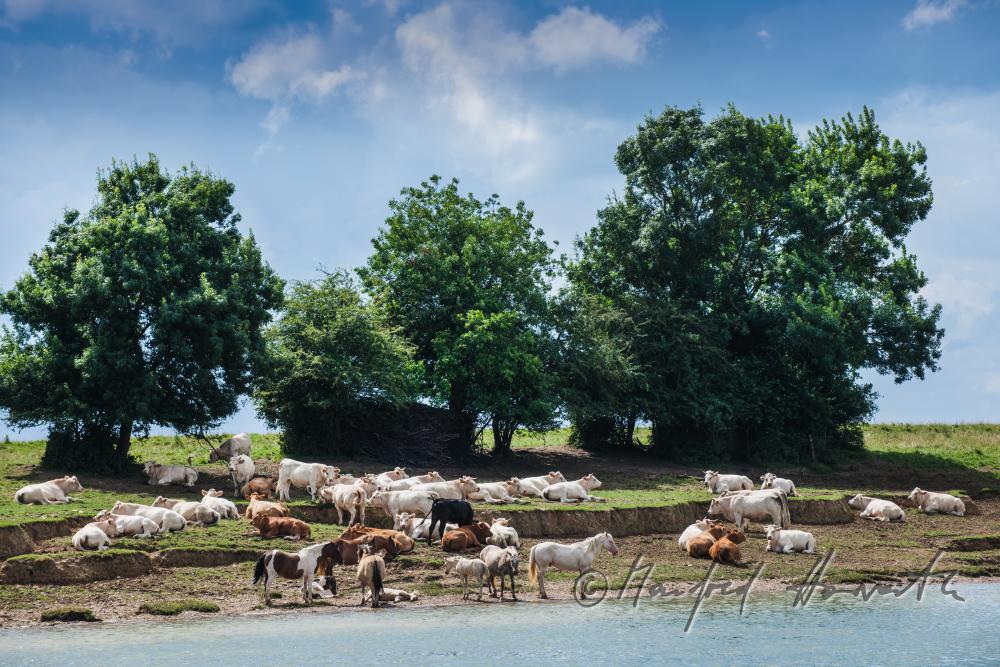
left=40, top=607, right=99, bottom=622
left=138, top=599, right=220, bottom=616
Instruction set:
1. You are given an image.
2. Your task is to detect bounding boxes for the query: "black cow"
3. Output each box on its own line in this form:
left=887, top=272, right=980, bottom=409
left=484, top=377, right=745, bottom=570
left=425, top=498, right=474, bottom=545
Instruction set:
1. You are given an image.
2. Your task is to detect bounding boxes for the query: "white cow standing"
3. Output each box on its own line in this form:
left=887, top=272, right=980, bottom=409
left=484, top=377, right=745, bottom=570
left=276, top=459, right=333, bottom=501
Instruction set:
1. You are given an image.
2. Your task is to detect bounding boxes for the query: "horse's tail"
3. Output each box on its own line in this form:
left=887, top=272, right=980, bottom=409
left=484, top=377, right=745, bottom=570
left=253, top=552, right=269, bottom=586
left=528, top=545, right=538, bottom=584
left=371, top=561, right=384, bottom=608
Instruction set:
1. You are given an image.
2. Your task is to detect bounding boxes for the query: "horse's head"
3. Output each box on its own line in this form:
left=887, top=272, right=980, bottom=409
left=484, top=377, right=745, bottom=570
left=505, top=547, right=520, bottom=573
left=443, top=556, right=459, bottom=574
left=599, top=532, right=619, bottom=555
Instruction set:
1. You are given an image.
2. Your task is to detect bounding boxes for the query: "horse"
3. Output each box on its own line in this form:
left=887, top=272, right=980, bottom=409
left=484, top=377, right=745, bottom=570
left=356, top=547, right=386, bottom=608
left=528, top=532, right=619, bottom=599
left=253, top=541, right=341, bottom=605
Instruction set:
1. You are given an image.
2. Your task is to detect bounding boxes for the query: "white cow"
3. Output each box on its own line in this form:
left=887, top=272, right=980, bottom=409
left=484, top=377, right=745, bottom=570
left=703, top=470, right=753, bottom=494
left=144, top=458, right=198, bottom=487
left=152, top=496, right=220, bottom=526
left=209, top=432, right=251, bottom=463
left=760, top=472, right=797, bottom=496
left=444, top=556, right=490, bottom=600
left=541, top=474, right=606, bottom=503
left=228, top=455, right=255, bottom=496
left=374, top=467, right=408, bottom=488
left=708, top=491, right=789, bottom=531
left=848, top=494, right=906, bottom=522
left=382, top=471, right=446, bottom=491
left=908, top=488, right=966, bottom=516
left=516, top=472, right=567, bottom=498
left=765, top=525, right=816, bottom=554
left=319, top=481, right=367, bottom=525
left=72, top=518, right=118, bottom=551
left=94, top=510, right=159, bottom=538
left=487, top=517, right=520, bottom=547
left=200, top=489, right=240, bottom=520
left=409, top=476, right=479, bottom=500
left=112, top=501, right=187, bottom=532
left=678, top=518, right=719, bottom=550
left=14, top=476, right=83, bottom=504
left=466, top=481, right=524, bottom=504
left=369, top=490, right=440, bottom=527
left=396, top=512, right=456, bottom=540
left=276, top=458, right=333, bottom=501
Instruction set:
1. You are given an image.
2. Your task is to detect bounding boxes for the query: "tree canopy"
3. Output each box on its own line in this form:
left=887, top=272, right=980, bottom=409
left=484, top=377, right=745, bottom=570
left=358, top=176, right=557, bottom=453
left=0, top=155, right=283, bottom=469
left=565, top=105, right=943, bottom=461
left=253, top=272, right=419, bottom=455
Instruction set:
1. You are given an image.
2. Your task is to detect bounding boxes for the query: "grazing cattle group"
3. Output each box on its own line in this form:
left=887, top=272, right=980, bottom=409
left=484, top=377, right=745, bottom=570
left=12, top=432, right=975, bottom=607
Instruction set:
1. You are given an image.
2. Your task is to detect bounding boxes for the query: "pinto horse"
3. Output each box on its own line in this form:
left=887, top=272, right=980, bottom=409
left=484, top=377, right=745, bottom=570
left=253, top=541, right=343, bottom=605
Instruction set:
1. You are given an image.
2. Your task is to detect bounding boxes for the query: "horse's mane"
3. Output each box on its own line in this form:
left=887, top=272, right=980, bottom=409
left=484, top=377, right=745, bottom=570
left=575, top=532, right=608, bottom=554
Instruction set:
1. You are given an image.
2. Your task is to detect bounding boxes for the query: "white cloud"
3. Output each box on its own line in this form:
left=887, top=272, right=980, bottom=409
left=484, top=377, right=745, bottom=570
left=260, top=104, right=290, bottom=135
left=921, top=269, right=998, bottom=340
left=529, top=6, right=660, bottom=72
left=986, top=373, right=1000, bottom=395
left=229, top=31, right=363, bottom=103
left=756, top=29, right=770, bottom=40
left=902, top=0, right=967, bottom=31
left=363, top=0, right=406, bottom=16
left=330, top=7, right=361, bottom=35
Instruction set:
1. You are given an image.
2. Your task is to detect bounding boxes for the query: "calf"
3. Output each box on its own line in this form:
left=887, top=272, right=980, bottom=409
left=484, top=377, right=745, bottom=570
left=708, top=530, right=746, bottom=565
left=252, top=514, right=311, bottom=540
left=444, top=556, right=489, bottom=600
left=228, top=455, right=255, bottom=496
left=848, top=494, right=906, bottom=522
left=516, top=472, right=567, bottom=497
left=765, top=525, right=816, bottom=554
left=340, top=524, right=411, bottom=556
left=908, top=487, right=966, bottom=516
left=245, top=493, right=289, bottom=520
left=241, top=477, right=277, bottom=500
left=72, top=518, right=118, bottom=551
left=15, top=475, right=83, bottom=504
left=541, top=474, right=606, bottom=503
left=425, top=498, right=474, bottom=545
left=466, top=481, right=524, bottom=504
left=94, top=510, right=159, bottom=538
left=441, top=522, right=492, bottom=552
left=143, top=458, right=198, bottom=487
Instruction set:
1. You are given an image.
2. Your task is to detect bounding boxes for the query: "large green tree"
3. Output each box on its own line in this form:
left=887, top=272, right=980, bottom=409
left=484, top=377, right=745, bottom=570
left=0, top=155, right=283, bottom=469
left=253, top=272, right=419, bottom=455
left=567, top=105, right=943, bottom=461
left=358, top=176, right=557, bottom=454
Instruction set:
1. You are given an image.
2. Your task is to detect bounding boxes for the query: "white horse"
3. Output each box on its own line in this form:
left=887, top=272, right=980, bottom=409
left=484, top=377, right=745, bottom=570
left=528, top=532, right=619, bottom=599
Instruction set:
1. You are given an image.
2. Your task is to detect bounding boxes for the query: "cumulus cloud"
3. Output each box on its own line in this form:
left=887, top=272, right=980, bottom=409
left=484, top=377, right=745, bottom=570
left=902, top=0, right=967, bottom=31
left=228, top=31, right=363, bottom=103
left=528, top=6, right=660, bottom=72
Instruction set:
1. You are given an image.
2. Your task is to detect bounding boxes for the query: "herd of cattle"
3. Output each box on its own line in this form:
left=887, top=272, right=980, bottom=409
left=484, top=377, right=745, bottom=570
left=10, top=434, right=970, bottom=607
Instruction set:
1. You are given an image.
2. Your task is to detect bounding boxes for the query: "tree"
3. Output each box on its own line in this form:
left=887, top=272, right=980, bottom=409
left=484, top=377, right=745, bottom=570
left=0, top=155, right=283, bottom=470
left=568, top=105, right=943, bottom=461
left=253, top=272, right=420, bottom=455
left=358, top=176, right=557, bottom=455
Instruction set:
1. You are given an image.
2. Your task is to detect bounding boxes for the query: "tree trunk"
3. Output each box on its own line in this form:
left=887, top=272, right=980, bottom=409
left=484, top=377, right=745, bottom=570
left=115, top=420, right=133, bottom=462
left=491, top=415, right=516, bottom=455
left=624, top=413, right=637, bottom=448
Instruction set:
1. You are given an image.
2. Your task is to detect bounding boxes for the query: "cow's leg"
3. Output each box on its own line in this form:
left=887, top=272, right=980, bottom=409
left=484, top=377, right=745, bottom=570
left=336, top=507, right=344, bottom=524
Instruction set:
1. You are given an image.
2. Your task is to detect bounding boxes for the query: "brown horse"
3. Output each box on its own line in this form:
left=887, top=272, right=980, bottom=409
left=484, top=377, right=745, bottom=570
left=357, top=549, right=386, bottom=608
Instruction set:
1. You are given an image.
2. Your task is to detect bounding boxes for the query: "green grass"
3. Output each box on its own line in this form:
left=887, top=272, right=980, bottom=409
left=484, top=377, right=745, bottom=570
left=863, top=423, right=1000, bottom=472
left=40, top=606, right=99, bottom=622
left=138, top=599, right=220, bottom=616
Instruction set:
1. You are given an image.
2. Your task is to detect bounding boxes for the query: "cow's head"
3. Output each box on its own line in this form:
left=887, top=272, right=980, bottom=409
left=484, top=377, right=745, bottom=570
left=504, top=477, right=523, bottom=495
left=248, top=492, right=263, bottom=502
left=112, top=500, right=125, bottom=513
left=760, top=472, right=776, bottom=482
left=202, top=488, right=225, bottom=498
left=581, top=473, right=602, bottom=490
left=908, top=487, right=926, bottom=504
left=151, top=496, right=170, bottom=508
left=369, top=490, right=387, bottom=508
left=492, top=517, right=510, bottom=526
left=61, top=475, right=83, bottom=492
left=707, top=497, right=726, bottom=517
left=703, top=470, right=719, bottom=486
left=251, top=513, right=268, bottom=527
left=94, top=509, right=111, bottom=521
left=458, top=476, right=479, bottom=493
left=847, top=493, right=868, bottom=509
left=765, top=524, right=779, bottom=540
left=97, top=518, right=118, bottom=537
left=385, top=466, right=407, bottom=481
left=725, top=530, right=747, bottom=544
left=425, top=471, right=445, bottom=482
left=143, top=462, right=157, bottom=475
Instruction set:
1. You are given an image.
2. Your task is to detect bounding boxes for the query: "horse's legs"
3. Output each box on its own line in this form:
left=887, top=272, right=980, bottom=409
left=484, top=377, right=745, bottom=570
left=509, top=572, right=516, bottom=600
left=538, top=568, right=547, bottom=599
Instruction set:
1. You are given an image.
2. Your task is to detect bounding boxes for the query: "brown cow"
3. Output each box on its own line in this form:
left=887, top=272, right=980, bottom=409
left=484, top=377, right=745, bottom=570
left=245, top=493, right=289, bottom=520
left=242, top=477, right=278, bottom=500
left=342, top=524, right=415, bottom=554
left=441, top=522, right=493, bottom=552
left=252, top=514, right=311, bottom=540
left=686, top=525, right=729, bottom=559
left=709, top=530, right=747, bottom=565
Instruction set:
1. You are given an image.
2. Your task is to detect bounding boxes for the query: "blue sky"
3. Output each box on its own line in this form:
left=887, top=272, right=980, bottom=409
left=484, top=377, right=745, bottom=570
left=1, top=0, right=998, bottom=438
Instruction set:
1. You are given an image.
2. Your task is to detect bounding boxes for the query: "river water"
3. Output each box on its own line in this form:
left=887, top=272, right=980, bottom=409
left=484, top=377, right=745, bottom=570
left=1, top=582, right=997, bottom=666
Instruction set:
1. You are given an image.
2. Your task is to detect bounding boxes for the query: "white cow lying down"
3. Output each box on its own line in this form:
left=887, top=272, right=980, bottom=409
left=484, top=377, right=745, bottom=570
left=542, top=474, right=606, bottom=503
left=396, top=512, right=456, bottom=540
left=908, top=487, right=965, bottom=515
left=15, top=476, right=83, bottom=504
left=144, top=459, right=198, bottom=487
left=72, top=518, right=118, bottom=551
left=704, top=470, right=753, bottom=494
left=848, top=494, right=906, bottom=522
left=487, top=517, right=520, bottom=547
left=516, top=472, right=567, bottom=498
left=112, top=501, right=187, bottom=532
left=765, top=525, right=816, bottom=554
left=94, top=510, right=159, bottom=538
left=760, top=473, right=797, bottom=496
left=200, top=489, right=240, bottom=520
